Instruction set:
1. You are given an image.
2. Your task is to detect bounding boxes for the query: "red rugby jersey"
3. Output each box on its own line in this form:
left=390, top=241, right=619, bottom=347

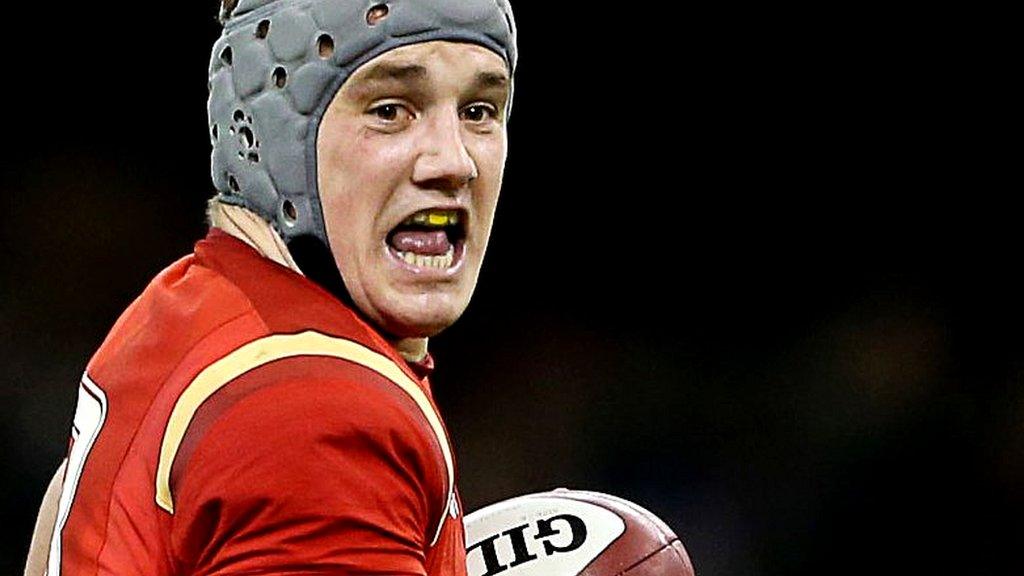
left=47, top=228, right=466, bottom=576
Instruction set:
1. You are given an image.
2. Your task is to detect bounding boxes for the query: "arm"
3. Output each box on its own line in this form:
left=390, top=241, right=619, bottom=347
left=24, top=459, right=67, bottom=576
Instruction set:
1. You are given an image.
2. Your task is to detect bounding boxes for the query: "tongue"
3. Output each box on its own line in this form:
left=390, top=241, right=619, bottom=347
left=390, top=229, right=452, bottom=255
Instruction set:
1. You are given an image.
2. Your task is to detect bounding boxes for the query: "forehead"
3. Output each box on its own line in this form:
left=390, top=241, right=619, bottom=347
left=340, top=40, right=509, bottom=96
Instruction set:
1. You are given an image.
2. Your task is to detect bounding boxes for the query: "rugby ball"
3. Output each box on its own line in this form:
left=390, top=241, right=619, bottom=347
left=465, top=488, right=694, bottom=576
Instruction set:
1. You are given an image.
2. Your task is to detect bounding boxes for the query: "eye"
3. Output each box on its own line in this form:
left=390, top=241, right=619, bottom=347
left=367, top=102, right=415, bottom=128
left=460, top=103, right=499, bottom=125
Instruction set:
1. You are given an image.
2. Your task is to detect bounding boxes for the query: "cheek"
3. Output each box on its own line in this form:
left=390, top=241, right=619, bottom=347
left=320, top=117, right=414, bottom=186
left=469, top=136, right=507, bottom=209
left=351, top=130, right=418, bottom=180
left=319, top=132, right=411, bottom=239
left=472, top=131, right=508, bottom=172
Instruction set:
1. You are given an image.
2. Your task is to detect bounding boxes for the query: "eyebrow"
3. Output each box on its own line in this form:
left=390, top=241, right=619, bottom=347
left=356, top=64, right=508, bottom=86
left=471, top=71, right=510, bottom=90
left=356, top=63, right=429, bottom=84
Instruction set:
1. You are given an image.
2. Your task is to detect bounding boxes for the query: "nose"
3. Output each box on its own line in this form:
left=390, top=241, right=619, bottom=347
left=412, top=110, right=478, bottom=194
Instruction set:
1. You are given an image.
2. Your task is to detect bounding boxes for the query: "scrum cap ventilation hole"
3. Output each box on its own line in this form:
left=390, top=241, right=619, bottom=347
left=317, top=34, right=335, bottom=59
left=220, top=46, right=233, bottom=66
left=211, top=124, right=219, bottom=141
left=248, top=152, right=260, bottom=163
left=238, top=126, right=255, bottom=149
left=282, top=200, right=298, bottom=223
left=233, top=109, right=245, bottom=123
left=273, top=67, right=288, bottom=88
left=229, top=174, right=240, bottom=192
left=256, top=19, right=271, bottom=39
left=366, top=4, right=389, bottom=26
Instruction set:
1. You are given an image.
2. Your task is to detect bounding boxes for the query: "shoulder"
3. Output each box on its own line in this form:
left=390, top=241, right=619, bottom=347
left=164, top=342, right=454, bottom=568
left=177, top=345, right=439, bottom=459
left=161, top=332, right=450, bottom=516
left=162, top=341, right=456, bottom=572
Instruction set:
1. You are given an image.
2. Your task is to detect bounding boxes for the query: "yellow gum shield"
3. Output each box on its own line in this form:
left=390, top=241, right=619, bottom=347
left=428, top=213, right=450, bottom=226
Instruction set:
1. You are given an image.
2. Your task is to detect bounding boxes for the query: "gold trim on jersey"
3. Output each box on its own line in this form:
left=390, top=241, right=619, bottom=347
left=155, top=330, right=454, bottom=546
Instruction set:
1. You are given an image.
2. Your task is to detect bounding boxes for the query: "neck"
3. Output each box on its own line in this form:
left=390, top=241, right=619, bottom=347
left=394, top=336, right=429, bottom=363
left=207, top=200, right=303, bottom=274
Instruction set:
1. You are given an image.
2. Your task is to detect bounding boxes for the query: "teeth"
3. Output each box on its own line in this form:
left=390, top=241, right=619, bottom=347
left=394, top=245, right=456, bottom=269
left=403, top=209, right=460, bottom=227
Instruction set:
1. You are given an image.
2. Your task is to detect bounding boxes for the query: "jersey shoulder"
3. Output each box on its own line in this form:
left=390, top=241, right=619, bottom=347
left=165, top=341, right=449, bottom=507
left=166, top=349, right=451, bottom=574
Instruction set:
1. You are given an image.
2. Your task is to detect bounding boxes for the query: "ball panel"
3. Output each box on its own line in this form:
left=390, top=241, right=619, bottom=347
left=619, top=541, right=694, bottom=576
left=553, top=491, right=687, bottom=576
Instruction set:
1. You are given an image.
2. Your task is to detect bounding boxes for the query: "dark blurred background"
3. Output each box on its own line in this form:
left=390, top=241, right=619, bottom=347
left=0, top=3, right=1016, bottom=575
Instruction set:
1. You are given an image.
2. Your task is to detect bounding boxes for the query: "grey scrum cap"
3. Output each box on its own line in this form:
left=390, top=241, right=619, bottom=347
left=208, top=0, right=517, bottom=252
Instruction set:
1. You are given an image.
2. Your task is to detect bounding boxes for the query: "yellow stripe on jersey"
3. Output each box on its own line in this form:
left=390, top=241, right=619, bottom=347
left=155, top=330, right=454, bottom=545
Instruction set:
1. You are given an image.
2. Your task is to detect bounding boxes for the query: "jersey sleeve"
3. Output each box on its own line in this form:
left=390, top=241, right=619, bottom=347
left=167, top=356, right=447, bottom=576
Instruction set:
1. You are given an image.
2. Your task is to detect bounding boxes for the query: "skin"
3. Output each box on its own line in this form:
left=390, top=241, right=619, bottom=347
left=317, top=41, right=511, bottom=355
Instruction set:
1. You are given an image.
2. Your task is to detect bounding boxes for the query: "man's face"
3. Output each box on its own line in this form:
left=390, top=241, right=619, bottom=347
left=317, top=41, right=510, bottom=338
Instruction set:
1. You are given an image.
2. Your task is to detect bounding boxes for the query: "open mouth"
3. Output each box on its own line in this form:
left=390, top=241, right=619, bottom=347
left=386, top=208, right=467, bottom=271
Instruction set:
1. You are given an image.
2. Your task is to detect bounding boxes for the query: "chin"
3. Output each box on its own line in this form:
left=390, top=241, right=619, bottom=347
left=378, top=312, right=459, bottom=340
left=368, top=293, right=470, bottom=340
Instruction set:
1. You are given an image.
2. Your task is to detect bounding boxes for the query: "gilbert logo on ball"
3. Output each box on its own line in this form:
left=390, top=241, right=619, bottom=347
left=464, top=489, right=695, bottom=576
left=466, top=495, right=624, bottom=575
